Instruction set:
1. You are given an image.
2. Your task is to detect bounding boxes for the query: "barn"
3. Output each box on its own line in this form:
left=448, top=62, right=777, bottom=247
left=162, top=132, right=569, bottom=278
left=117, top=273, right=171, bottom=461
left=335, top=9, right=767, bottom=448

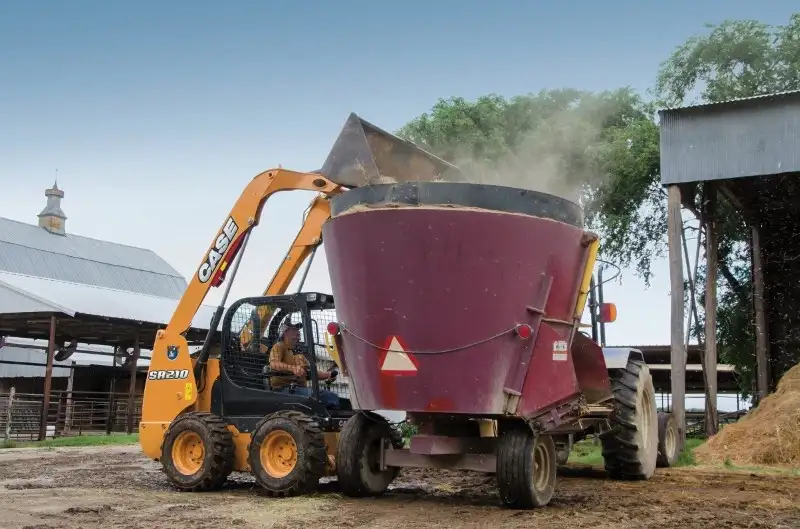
left=0, top=182, right=216, bottom=438
left=0, top=182, right=350, bottom=439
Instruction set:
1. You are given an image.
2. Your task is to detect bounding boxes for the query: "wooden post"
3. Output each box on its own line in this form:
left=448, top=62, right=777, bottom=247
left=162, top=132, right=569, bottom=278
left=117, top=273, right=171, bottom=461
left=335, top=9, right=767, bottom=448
left=64, top=361, right=76, bottom=433
left=704, top=186, right=719, bottom=436
left=4, top=386, right=14, bottom=440
left=751, top=224, right=769, bottom=403
left=126, top=336, right=141, bottom=435
left=667, top=185, right=686, bottom=448
left=39, top=316, right=57, bottom=441
left=107, top=345, right=118, bottom=435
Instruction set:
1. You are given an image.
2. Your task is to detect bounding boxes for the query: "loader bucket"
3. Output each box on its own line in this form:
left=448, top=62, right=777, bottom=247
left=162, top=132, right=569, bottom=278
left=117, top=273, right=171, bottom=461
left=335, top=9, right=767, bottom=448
left=318, top=113, right=463, bottom=188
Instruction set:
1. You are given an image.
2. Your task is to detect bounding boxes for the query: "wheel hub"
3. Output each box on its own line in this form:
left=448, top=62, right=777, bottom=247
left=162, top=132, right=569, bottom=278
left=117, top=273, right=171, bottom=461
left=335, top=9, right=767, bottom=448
left=261, top=430, right=298, bottom=478
left=172, top=431, right=205, bottom=476
left=665, top=423, right=676, bottom=456
left=532, top=441, right=551, bottom=492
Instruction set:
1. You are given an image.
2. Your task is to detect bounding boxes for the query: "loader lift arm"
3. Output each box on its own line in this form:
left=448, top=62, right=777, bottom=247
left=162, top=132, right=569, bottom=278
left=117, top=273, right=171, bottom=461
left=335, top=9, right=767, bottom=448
left=139, top=169, right=341, bottom=457
left=168, top=169, right=340, bottom=337
left=236, top=193, right=333, bottom=349
left=146, top=169, right=341, bottom=400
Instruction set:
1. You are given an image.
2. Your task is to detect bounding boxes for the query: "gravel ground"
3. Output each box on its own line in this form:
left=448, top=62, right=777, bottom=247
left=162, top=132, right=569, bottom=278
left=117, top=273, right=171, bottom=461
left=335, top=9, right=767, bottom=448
left=1, top=445, right=798, bottom=529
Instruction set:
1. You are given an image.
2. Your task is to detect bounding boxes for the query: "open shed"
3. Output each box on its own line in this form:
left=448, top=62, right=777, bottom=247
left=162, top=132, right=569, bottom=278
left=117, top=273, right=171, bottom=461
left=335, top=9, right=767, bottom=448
left=659, top=90, right=800, bottom=442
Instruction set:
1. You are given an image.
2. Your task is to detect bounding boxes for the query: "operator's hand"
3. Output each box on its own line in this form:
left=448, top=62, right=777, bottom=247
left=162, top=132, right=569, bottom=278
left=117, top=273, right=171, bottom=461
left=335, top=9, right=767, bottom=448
left=328, top=368, right=339, bottom=381
left=291, top=365, right=307, bottom=378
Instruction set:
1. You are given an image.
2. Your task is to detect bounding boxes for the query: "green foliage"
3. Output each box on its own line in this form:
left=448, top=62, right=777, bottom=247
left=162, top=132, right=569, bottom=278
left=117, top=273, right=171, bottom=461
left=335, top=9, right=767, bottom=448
left=398, top=88, right=650, bottom=202
left=567, top=437, right=703, bottom=467
left=399, top=422, right=418, bottom=444
left=397, top=12, right=800, bottom=393
left=655, top=15, right=800, bottom=107
left=0, top=433, right=139, bottom=449
left=676, top=437, right=705, bottom=467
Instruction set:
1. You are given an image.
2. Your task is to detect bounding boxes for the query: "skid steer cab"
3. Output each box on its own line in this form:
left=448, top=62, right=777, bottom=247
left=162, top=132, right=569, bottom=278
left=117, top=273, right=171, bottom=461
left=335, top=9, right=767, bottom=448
left=158, top=292, right=365, bottom=496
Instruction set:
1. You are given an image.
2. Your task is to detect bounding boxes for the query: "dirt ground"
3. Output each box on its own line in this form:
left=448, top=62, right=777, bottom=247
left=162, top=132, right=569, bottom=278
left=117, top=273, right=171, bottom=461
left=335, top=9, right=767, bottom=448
left=1, top=445, right=798, bottom=529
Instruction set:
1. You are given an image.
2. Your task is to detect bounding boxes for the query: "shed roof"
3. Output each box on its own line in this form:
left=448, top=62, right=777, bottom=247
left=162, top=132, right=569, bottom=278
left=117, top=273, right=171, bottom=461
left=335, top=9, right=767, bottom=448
left=0, top=271, right=220, bottom=347
left=659, top=89, right=800, bottom=113
left=0, top=216, right=187, bottom=299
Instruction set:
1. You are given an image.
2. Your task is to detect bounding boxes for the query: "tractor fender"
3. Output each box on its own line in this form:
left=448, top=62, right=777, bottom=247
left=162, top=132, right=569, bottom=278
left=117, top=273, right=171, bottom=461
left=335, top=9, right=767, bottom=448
left=601, top=347, right=645, bottom=370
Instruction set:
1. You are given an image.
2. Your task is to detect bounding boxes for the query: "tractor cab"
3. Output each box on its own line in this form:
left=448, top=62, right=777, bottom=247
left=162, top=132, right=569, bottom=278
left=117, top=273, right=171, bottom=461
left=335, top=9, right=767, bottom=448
left=214, top=292, right=354, bottom=434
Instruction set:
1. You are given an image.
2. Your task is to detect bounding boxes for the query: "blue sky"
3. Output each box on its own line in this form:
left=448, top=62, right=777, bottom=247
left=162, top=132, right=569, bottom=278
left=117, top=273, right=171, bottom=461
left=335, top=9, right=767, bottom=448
left=1, top=1, right=797, bottom=409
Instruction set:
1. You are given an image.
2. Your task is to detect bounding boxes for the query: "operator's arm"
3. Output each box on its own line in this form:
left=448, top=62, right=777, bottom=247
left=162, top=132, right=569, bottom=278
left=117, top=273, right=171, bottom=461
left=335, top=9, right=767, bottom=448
left=297, top=356, right=336, bottom=382
left=268, top=343, right=304, bottom=375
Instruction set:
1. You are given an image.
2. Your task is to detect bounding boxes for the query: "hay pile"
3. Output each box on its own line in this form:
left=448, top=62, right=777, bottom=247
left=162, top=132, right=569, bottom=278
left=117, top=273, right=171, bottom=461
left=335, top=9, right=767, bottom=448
left=694, top=362, right=800, bottom=467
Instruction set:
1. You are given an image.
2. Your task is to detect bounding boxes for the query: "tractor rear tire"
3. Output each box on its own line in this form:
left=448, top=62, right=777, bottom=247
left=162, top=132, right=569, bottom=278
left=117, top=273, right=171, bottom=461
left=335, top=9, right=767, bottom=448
left=656, top=411, right=679, bottom=467
left=160, top=412, right=235, bottom=491
left=600, top=358, right=658, bottom=480
left=336, top=412, right=402, bottom=498
left=496, top=425, right=557, bottom=509
left=248, top=410, right=328, bottom=497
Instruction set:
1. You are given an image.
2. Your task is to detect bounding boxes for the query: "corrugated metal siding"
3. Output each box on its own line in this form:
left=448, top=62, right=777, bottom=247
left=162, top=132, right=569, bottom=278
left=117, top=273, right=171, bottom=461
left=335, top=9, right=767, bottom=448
left=0, top=346, right=71, bottom=378
left=0, top=217, right=188, bottom=299
left=659, top=97, right=800, bottom=185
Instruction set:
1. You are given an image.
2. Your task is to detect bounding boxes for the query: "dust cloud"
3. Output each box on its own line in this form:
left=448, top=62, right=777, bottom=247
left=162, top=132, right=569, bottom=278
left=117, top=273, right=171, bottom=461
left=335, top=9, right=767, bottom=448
left=438, top=99, right=617, bottom=205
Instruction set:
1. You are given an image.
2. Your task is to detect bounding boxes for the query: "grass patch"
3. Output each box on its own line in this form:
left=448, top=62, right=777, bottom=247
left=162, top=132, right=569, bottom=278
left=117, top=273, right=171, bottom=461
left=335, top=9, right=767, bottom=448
left=675, top=437, right=704, bottom=466
left=567, top=439, right=605, bottom=466
left=567, top=436, right=705, bottom=467
left=0, top=433, right=139, bottom=449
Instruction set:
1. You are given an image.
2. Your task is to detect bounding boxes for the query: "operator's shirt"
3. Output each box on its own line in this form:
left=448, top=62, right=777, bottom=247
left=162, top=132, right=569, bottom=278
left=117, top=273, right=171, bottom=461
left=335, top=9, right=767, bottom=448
left=267, top=341, right=309, bottom=390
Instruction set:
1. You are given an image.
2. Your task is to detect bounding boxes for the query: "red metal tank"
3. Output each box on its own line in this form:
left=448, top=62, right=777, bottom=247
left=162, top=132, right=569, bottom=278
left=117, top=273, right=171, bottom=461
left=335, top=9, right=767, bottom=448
left=323, top=182, right=598, bottom=419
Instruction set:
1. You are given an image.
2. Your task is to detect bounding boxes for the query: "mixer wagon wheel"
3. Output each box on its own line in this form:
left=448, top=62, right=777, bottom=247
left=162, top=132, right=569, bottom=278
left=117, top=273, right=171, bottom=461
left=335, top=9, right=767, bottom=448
left=248, top=410, right=328, bottom=497
left=336, top=412, right=403, bottom=497
left=656, top=412, right=679, bottom=467
left=600, top=358, right=658, bottom=480
left=496, top=425, right=557, bottom=509
left=160, top=412, right=235, bottom=492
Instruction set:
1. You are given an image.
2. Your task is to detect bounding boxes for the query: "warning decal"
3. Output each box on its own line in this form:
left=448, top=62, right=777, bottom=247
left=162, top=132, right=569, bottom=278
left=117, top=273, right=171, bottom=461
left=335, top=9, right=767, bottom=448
left=379, top=335, right=419, bottom=375
left=552, top=340, right=568, bottom=362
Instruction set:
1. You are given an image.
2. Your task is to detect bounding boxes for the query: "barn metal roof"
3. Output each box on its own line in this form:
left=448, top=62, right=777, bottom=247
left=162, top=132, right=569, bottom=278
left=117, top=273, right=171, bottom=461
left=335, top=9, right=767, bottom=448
left=0, top=271, right=219, bottom=331
left=659, top=89, right=800, bottom=113
left=0, top=216, right=187, bottom=298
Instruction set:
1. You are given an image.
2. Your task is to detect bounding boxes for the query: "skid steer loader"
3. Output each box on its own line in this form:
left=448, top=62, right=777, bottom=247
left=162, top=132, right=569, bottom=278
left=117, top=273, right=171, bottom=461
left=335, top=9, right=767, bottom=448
left=139, top=114, right=458, bottom=495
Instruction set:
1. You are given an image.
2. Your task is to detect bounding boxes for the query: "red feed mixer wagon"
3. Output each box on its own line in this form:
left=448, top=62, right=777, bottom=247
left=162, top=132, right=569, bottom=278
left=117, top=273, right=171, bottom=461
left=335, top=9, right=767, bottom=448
left=319, top=116, right=677, bottom=509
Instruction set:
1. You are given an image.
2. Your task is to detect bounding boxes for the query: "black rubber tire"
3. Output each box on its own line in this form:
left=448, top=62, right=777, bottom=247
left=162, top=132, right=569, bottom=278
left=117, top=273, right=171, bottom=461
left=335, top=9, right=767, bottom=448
left=600, top=358, right=659, bottom=480
left=336, top=412, right=403, bottom=498
left=496, top=425, right=557, bottom=509
left=160, top=412, right=235, bottom=491
left=247, top=410, right=328, bottom=497
left=656, top=412, right=679, bottom=468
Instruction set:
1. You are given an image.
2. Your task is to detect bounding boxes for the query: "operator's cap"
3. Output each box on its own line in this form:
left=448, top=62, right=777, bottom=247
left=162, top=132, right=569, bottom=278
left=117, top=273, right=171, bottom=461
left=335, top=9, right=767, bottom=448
left=278, top=321, right=302, bottom=338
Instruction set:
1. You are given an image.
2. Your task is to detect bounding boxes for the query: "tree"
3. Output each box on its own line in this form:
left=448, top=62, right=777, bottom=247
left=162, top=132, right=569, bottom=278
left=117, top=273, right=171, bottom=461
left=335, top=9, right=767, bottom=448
left=397, top=13, right=800, bottom=396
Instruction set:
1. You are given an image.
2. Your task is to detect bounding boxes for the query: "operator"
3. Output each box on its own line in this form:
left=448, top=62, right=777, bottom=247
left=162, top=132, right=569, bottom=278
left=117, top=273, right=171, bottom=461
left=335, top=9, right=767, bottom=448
left=268, top=321, right=341, bottom=409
